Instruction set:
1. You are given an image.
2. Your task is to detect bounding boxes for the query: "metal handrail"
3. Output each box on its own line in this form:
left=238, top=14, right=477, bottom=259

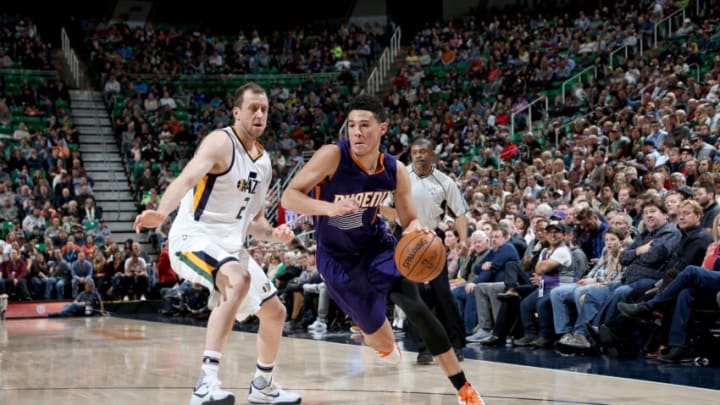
left=694, top=0, right=708, bottom=16
left=61, top=28, right=80, bottom=87
left=609, top=45, right=628, bottom=69
left=365, top=26, right=402, bottom=95
left=688, top=63, right=701, bottom=82
left=639, top=81, right=656, bottom=106
left=654, top=8, right=686, bottom=48
left=510, top=96, right=548, bottom=145
left=562, top=66, right=597, bottom=105
left=266, top=161, right=305, bottom=224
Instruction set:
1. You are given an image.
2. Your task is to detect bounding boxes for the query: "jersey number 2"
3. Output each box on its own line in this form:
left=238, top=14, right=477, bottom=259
left=236, top=196, right=251, bottom=219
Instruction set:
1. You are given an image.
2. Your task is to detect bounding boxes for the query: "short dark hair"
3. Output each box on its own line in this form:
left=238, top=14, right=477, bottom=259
left=233, top=82, right=267, bottom=108
left=348, top=94, right=386, bottom=122
left=641, top=195, right=667, bottom=214
left=693, top=181, right=715, bottom=196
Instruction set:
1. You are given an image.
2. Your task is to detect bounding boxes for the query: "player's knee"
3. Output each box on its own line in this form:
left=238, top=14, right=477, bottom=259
left=270, top=296, right=286, bottom=320
left=257, top=296, right=286, bottom=324
left=217, top=265, right=251, bottom=302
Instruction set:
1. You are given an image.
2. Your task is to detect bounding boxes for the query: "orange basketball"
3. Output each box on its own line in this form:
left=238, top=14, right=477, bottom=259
left=394, top=230, right=446, bottom=283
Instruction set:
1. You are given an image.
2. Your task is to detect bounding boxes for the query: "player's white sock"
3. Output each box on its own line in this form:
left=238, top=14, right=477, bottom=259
left=198, top=350, right=221, bottom=383
left=253, top=360, right=275, bottom=388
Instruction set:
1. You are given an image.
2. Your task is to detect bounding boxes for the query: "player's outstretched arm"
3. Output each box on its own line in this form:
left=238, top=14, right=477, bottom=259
left=247, top=210, right=294, bottom=243
left=281, top=144, right=358, bottom=217
left=134, top=131, right=231, bottom=232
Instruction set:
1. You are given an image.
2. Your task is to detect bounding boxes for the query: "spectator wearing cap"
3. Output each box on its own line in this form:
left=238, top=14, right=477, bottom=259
left=607, top=124, right=631, bottom=163
left=689, top=133, right=717, bottom=160
left=693, top=181, right=720, bottom=233
left=513, top=220, right=574, bottom=348
left=674, top=17, right=695, bottom=38
left=487, top=203, right=502, bottom=221
left=677, top=185, right=694, bottom=199
left=641, top=139, right=663, bottom=164
left=93, top=219, right=112, bottom=244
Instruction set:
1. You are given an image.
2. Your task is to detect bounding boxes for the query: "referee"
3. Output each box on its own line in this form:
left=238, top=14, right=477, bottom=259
left=381, top=139, right=468, bottom=364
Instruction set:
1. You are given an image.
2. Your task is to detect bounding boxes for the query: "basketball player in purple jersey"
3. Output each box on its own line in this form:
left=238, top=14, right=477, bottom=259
left=282, top=94, right=485, bottom=405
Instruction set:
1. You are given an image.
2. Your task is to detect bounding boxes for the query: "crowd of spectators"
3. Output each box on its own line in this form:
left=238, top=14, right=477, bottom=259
left=87, top=18, right=390, bottom=218
left=351, top=1, right=720, bottom=363
left=0, top=15, right=164, bottom=305
left=2, top=2, right=720, bottom=365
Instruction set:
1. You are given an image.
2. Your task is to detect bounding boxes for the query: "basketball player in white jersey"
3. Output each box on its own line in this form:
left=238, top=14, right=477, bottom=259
left=134, top=83, right=301, bottom=405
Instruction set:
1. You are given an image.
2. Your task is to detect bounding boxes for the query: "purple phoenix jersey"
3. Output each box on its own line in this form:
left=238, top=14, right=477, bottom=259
left=311, top=139, right=401, bottom=333
left=312, top=139, right=397, bottom=255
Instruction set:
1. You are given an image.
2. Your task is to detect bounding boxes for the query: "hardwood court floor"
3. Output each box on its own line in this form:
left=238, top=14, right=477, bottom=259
left=0, top=317, right=718, bottom=404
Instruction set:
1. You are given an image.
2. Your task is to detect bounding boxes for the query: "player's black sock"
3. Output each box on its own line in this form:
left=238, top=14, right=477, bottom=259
left=449, top=371, right=468, bottom=391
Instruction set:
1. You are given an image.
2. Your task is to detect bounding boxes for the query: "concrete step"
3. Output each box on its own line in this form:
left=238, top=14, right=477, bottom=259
left=102, top=211, right=138, bottom=222
left=94, top=191, right=135, bottom=201
left=110, top=231, right=147, bottom=244
left=75, top=128, right=114, bottom=139
left=83, top=154, right=122, bottom=163
left=70, top=90, right=103, bottom=102
left=104, top=221, right=136, bottom=232
left=78, top=134, right=118, bottom=144
left=92, top=182, right=132, bottom=192
left=85, top=162, right=124, bottom=171
left=74, top=117, right=112, bottom=126
left=72, top=110, right=108, bottom=118
left=72, top=101, right=107, bottom=110
left=78, top=125, right=115, bottom=137
left=96, top=211, right=138, bottom=224
left=78, top=144, right=121, bottom=153
left=102, top=201, right=140, bottom=212
left=85, top=171, right=128, bottom=181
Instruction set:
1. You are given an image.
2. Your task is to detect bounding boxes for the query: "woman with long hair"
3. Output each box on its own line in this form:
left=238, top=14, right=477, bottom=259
left=444, top=228, right=463, bottom=279
left=91, top=248, right=110, bottom=298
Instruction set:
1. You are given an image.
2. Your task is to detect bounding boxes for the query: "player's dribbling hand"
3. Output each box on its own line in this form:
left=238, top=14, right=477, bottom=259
left=133, top=210, right=167, bottom=233
left=272, top=224, right=294, bottom=243
left=403, top=219, right=431, bottom=235
left=327, top=199, right=359, bottom=216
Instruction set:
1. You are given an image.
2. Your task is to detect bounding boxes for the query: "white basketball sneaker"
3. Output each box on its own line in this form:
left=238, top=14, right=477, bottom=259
left=190, top=374, right=235, bottom=405
left=247, top=377, right=301, bottom=404
left=307, top=318, right=327, bottom=333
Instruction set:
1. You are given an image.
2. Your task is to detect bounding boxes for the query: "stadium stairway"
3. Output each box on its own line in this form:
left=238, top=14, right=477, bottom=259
left=69, top=89, right=151, bottom=252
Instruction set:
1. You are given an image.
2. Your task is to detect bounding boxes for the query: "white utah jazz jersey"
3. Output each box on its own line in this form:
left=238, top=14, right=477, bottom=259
left=171, top=127, right=271, bottom=251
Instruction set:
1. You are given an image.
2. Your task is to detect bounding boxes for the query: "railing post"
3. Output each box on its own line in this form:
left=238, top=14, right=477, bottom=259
left=562, top=66, right=597, bottom=105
